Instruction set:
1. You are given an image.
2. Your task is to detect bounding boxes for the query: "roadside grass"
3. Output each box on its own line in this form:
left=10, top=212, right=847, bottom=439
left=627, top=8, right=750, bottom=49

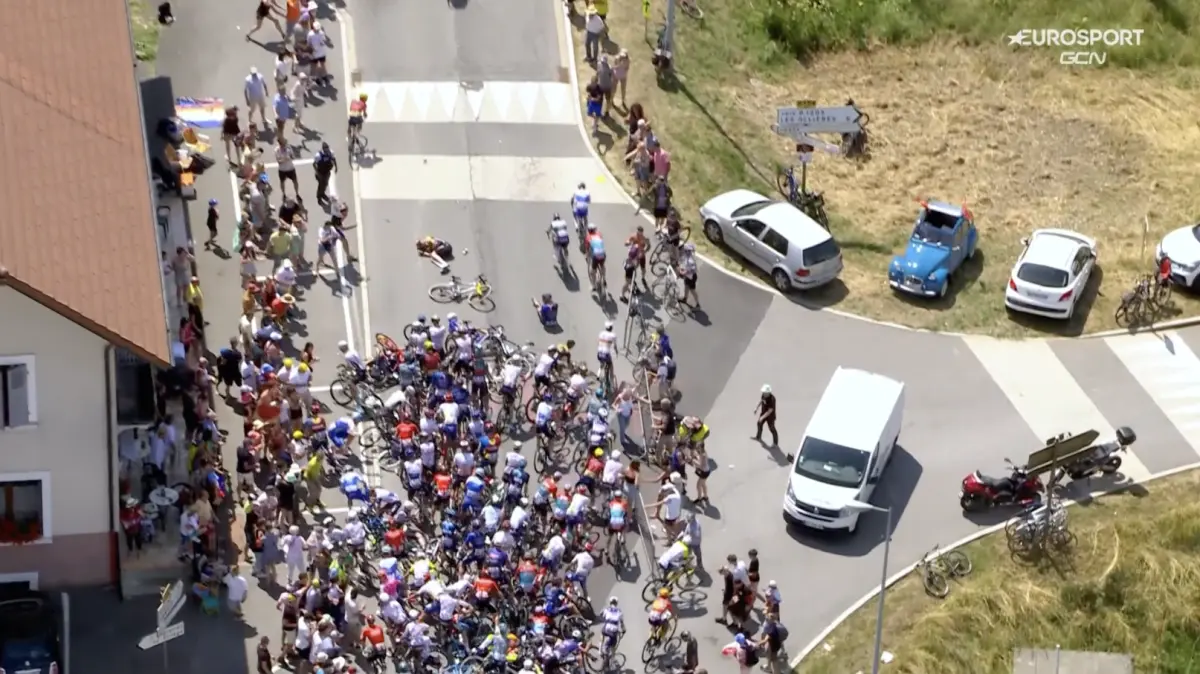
left=129, top=0, right=161, bottom=71
left=799, top=469, right=1200, bottom=674
left=567, top=0, right=1200, bottom=337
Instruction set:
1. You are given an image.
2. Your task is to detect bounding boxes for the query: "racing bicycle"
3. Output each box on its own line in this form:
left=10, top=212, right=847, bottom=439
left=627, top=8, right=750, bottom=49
left=776, top=166, right=830, bottom=230
left=641, top=615, right=679, bottom=665
left=649, top=223, right=690, bottom=276
left=547, top=226, right=570, bottom=269
left=641, top=557, right=698, bottom=602
left=428, top=274, right=496, bottom=311
left=652, top=266, right=684, bottom=319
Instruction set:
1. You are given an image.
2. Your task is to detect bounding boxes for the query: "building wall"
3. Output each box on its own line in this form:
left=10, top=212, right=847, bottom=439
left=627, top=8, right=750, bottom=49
left=0, top=287, right=114, bottom=586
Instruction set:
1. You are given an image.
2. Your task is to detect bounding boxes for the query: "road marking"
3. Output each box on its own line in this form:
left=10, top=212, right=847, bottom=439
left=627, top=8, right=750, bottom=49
left=356, top=81, right=575, bottom=125
left=964, top=336, right=1152, bottom=486
left=1105, top=331, right=1200, bottom=458
left=340, top=5, right=374, bottom=364
left=310, top=385, right=331, bottom=394
left=261, top=158, right=315, bottom=170
left=356, top=155, right=625, bottom=202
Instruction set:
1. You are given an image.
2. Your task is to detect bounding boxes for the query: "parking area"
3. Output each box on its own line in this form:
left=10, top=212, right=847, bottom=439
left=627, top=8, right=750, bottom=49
left=67, top=588, right=256, bottom=674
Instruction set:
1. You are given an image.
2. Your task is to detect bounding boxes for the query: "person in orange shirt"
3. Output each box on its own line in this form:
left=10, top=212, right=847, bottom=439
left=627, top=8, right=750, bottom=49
left=284, top=0, right=302, bottom=40
left=383, top=520, right=405, bottom=553
left=434, top=473, right=453, bottom=506
left=473, top=574, right=500, bottom=610
left=360, top=615, right=387, bottom=666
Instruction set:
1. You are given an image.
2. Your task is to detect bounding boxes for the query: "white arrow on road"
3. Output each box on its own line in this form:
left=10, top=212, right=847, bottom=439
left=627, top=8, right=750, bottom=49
left=139, top=622, right=185, bottom=650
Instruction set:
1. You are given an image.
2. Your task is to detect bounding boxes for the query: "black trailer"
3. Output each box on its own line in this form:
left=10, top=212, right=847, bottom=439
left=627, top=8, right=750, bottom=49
left=1024, top=430, right=1102, bottom=477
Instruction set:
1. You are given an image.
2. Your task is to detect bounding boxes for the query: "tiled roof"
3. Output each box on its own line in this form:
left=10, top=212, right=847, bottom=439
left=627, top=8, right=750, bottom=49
left=0, top=0, right=171, bottom=365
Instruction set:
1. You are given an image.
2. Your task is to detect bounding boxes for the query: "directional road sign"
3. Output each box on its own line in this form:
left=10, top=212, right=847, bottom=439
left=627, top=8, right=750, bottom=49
left=139, top=622, right=186, bottom=650
left=775, top=105, right=863, bottom=135
left=157, top=581, right=185, bottom=630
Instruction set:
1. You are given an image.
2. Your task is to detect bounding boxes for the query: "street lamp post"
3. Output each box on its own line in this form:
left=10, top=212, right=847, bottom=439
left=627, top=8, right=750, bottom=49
left=847, top=500, right=893, bottom=674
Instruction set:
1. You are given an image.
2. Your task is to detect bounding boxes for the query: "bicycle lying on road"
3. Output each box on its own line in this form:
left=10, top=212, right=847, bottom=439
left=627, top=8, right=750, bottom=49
left=776, top=165, right=830, bottom=230
left=428, top=274, right=495, bottom=311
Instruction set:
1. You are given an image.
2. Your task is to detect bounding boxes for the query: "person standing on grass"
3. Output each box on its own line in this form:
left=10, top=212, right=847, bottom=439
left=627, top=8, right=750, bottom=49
left=754, top=385, right=779, bottom=446
left=613, top=50, right=631, bottom=108
left=597, top=54, right=615, bottom=116
left=584, top=4, right=605, bottom=63
left=585, top=76, right=604, bottom=136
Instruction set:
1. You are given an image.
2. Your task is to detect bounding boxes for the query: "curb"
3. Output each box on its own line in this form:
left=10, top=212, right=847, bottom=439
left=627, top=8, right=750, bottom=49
left=788, top=460, right=1200, bottom=671
left=554, top=4, right=1200, bottom=342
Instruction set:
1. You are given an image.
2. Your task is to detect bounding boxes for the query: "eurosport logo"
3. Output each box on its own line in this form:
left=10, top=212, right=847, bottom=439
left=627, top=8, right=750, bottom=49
left=1007, top=28, right=1144, bottom=66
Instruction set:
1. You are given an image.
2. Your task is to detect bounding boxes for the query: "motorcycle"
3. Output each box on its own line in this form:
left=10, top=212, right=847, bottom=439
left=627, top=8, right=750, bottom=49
left=1059, top=426, right=1136, bottom=480
left=960, top=459, right=1044, bottom=512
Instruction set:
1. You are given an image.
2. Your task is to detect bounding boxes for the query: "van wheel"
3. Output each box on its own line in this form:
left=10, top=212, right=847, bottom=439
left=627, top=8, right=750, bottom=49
left=704, top=220, right=723, bottom=244
left=772, top=270, right=791, bottom=292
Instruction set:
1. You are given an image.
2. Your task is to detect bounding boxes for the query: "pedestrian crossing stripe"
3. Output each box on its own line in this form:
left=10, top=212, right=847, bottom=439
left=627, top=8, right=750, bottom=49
left=1105, top=331, right=1200, bottom=458
left=357, top=81, right=576, bottom=125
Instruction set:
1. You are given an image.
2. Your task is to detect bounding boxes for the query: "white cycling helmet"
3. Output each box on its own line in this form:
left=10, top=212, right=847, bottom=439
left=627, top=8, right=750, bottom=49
left=587, top=223, right=597, bottom=232
left=347, top=508, right=359, bottom=521
left=337, top=340, right=349, bottom=351
left=448, top=312, right=457, bottom=320
left=598, top=407, right=609, bottom=419
left=379, top=593, right=391, bottom=603
left=681, top=535, right=693, bottom=545
left=512, top=441, right=523, bottom=451
left=608, top=596, right=618, bottom=605
left=604, top=320, right=614, bottom=330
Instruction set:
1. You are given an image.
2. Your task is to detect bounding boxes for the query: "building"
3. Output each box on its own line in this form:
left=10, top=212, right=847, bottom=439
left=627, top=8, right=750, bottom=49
left=0, top=0, right=173, bottom=590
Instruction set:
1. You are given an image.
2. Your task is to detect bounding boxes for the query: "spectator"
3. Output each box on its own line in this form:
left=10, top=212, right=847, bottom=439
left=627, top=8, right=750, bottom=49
left=597, top=54, right=615, bottom=116
left=754, top=614, right=789, bottom=674
left=584, top=4, right=605, bottom=63
left=613, top=49, right=631, bottom=108
left=755, top=385, right=779, bottom=446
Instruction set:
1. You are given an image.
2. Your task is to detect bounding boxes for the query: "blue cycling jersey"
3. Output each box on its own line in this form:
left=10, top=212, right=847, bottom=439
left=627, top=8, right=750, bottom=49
left=572, top=191, right=590, bottom=214
left=589, top=237, right=606, bottom=259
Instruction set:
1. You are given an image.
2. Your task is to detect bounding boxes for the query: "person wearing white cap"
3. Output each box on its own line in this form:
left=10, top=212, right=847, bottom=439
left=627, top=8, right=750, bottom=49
left=754, top=384, right=779, bottom=447
left=243, top=65, right=272, bottom=128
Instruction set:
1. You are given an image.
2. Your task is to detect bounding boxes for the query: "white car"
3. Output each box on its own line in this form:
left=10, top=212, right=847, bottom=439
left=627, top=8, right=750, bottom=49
left=1156, top=223, right=1200, bottom=288
left=1005, top=229, right=1097, bottom=320
left=699, top=189, right=842, bottom=292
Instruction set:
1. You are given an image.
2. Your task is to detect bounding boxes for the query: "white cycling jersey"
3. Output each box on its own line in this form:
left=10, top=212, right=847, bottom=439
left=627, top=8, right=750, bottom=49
left=601, top=607, right=623, bottom=635
left=550, top=218, right=570, bottom=244
left=343, top=349, right=366, bottom=371
left=501, top=363, right=522, bottom=387
left=535, top=402, right=554, bottom=425
left=597, top=329, right=616, bottom=357
left=534, top=354, right=555, bottom=377
left=572, top=189, right=591, bottom=215
left=568, top=373, right=588, bottom=398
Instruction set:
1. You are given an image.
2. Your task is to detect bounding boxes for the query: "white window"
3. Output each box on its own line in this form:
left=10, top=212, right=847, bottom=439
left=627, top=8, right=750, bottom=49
left=0, top=355, right=37, bottom=428
left=0, top=472, right=52, bottom=544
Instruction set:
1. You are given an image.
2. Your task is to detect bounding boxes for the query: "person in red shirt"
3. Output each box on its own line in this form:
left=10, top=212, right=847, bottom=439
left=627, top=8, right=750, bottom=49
left=383, top=520, right=405, bottom=554
left=395, top=418, right=417, bottom=443
left=473, top=574, right=500, bottom=610
left=360, top=615, right=387, bottom=665
left=422, top=345, right=441, bottom=372
left=434, top=473, right=452, bottom=505
left=119, top=497, right=143, bottom=554
left=581, top=449, right=604, bottom=490
left=1159, top=256, right=1173, bottom=287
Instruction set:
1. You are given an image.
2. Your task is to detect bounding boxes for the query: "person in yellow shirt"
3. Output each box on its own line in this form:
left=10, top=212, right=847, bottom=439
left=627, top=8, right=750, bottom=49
left=269, top=226, right=293, bottom=262
left=185, top=276, right=206, bottom=331
left=592, top=0, right=608, bottom=20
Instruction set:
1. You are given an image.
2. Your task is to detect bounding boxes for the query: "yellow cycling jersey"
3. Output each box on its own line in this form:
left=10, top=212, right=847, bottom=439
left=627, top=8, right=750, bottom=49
left=677, top=424, right=709, bottom=444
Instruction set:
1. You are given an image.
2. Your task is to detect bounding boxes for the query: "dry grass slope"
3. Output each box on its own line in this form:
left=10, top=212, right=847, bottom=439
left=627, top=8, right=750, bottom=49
left=799, top=469, right=1200, bottom=674
left=569, top=0, right=1200, bottom=336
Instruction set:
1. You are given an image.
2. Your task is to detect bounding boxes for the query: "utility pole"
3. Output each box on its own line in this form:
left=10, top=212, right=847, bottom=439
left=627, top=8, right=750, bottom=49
left=663, top=0, right=677, bottom=56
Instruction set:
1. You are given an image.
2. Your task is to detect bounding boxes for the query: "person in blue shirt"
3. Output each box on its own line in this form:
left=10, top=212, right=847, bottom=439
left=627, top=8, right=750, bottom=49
left=484, top=545, right=508, bottom=580
left=463, top=519, right=487, bottom=565
left=543, top=579, right=569, bottom=618
left=440, top=516, right=459, bottom=555
left=531, top=293, right=559, bottom=326
left=452, top=382, right=471, bottom=407
left=655, top=328, right=673, bottom=360
left=328, top=417, right=355, bottom=450
left=340, top=468, right=370, bottom=508
left=463, top=468, right=488, bottom=511
left=427, top=368, right=449, bottom=394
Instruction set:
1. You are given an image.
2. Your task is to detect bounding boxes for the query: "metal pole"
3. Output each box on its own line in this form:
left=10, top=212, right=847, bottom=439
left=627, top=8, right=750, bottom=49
left=663, top=0, right=677, bottom=54
left=870, top=507, right=892, bottom=674
left=163, top=639, right=169, bottom=674
left=800, top=162, right=808, bottom=193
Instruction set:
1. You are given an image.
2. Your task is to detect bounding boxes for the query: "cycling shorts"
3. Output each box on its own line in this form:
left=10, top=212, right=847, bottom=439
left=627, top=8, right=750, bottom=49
left=348, top=115, right=364, bottom=128
left=597, top=350, right=612, bottom=363
left=536, top=422, right=553, bottom=436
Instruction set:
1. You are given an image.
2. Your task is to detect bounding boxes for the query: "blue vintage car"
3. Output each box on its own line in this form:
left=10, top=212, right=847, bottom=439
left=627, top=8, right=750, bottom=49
left=888, top=201, right=978, bottom=298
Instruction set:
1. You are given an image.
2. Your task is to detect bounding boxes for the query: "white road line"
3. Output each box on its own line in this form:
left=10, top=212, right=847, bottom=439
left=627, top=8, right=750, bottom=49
left=341, top=6, right=373, bottom=356
left=965, top=336, right=1153, bottom=486
left=355, top=81, right=576, bottom=125
left=355, top=155, right=627, bottom=202
left=262, top=158, right=315, bottom=170
left=1105, top=331, right=1200, bottom=458
left=310, top=385, right=331, bottom=394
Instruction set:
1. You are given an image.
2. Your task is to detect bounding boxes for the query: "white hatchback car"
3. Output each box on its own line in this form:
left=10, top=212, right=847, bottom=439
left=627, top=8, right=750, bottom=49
left=1156, top=223, right=1200, bottom=288
left=1005, top=229, right=1097, bottom=320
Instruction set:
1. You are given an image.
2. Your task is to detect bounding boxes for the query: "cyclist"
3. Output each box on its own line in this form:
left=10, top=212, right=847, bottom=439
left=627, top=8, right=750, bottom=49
left=533, top=347, right=557, bottom=392
left=678, top=242, right=700, bottom=307
left=531, top=293, right=559, bottom=327
left=580, top=448, right=604, bottom=492
left=606, top=490, right=629, bottom=544
left=548, top=213, right=571, bottom=266
left=534, top=394, right=557, bottom=442
left=647, top=588, right=674, bottom=642
left=678, top=416, right=710, bottom=451
left=348, top=92, right=368, bottom=146
left=621, top=228, right=648, bottom=301
left=337, top=340, right=367, bottom=381
left=657, top=534, right=693, bottom=576
left=600, top=597, right=625, bottom=653
left=586, top=224, right=606, bottom=288
left=498, top=356, right=524, bottom=410
left=339, top=466, right=370, bottom=508
left=564, top=370, right=589, bottom=416
left=360, top=614, right=388, bottom=666
left=597, top=319, right=617, bottom=377
left=415, top=236, right=451, bottom=272
left=571, top=182, right=591, bottom=231
left=476, top=620, right=516, bottom=671
left=567, top=542, right=596, bottom=600
left=588, top=407, right=611, bottom=449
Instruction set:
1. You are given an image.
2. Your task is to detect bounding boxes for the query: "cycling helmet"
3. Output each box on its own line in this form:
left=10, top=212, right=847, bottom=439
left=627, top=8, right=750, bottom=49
left=735, top=633, right=747, bottom=646
left=524, top=660, right=534, bottom=669
left=608, top=596, right=618, bottom=605
left=365, top=614, right=376, bottom=624
left=543, top=394, right=553, bottom=402
left=472, top=409, right=482, bottom=419
left=584, top=542, right=594, bottom=552
left=578, top=182, right=586, bottom=189
left=571, top=630, right=582, bottom=640
left=681, top=535, right=693, bottom=545
left=431, top=315, right=440, bottom=323
left=208, top=198, right=218, bottom=206
left=448, top=312, right=457, bottom=320
left=598, top=407, right=609, bottom=419
left=402, top=500, right=415, bottom=510
left=552, top=213, right=561, bottom=221
left=587, top=223, right=597, bottom=232
left=541, top=292, right=553, bottom=303
left=520, top=497, right=530, bottom=507
left=292, top=430, right=304, bottom=439
left=337, top=340, right=349, bottom=350
left=512, top=441, right=523, bottom=451
left=359, top=92, right=368, bottom=101
left=492, top=493, right=503, bottom=504
left=604, top=320, right=614, bottom=330
left=379, top=593, right=391, bottom=603
left=444, top=506, right=457, bottom=518
left=658, top=588, right=670, bottom=598
left=547, top=346, right=557, bottom=354
left=475, top=467, right=487, bottom=477
left=347, top=509, right=359, bottom=521
left=417, top=314, right=427, bottom=323
left=684, top=242, right=696, bottom=252
left=681, top=631, right=692, bottom=641
left=408, top=609, right=419, bottom=619
left=593, top=448, right=604, bottom=458
left=471, top=519, right=482, bottom=529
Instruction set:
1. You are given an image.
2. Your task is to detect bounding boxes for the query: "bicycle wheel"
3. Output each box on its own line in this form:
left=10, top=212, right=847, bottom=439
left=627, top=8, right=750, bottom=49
left=360, top=424, right=385, bottom=450
left=775, top=169, right=793, bottom=198
left=469, top=291, right=496, bottom=313
left=1114, top=295, right=1138, bottom=327
left=330, top=377, right=355, bottom=406
left=641, top=576, right=664, bottom=603
left=922, top=567, right=950, bottom=598
left=943, top=550, right=972, bottom=577
left=679, top=0, right=703, bottom=18
left=428, top=284, right=458, bottom=303
left=640, top=638, right=658, bottom=665
left=378, top=453, right=403, bottom=474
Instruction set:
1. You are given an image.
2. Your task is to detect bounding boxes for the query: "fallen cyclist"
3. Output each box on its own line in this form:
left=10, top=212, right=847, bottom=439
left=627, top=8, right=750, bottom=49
left=416, top=235, right=454, bottom=272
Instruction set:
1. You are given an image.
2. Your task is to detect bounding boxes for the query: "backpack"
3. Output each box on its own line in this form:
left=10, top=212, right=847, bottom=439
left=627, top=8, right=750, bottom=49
left=776, top=623, right=790, bottom=643
left=743, top=647, right=759, bottom=667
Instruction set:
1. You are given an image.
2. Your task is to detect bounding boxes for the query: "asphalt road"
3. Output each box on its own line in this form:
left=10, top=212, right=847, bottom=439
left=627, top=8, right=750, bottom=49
left=134, top=1, right=1200, bottom=674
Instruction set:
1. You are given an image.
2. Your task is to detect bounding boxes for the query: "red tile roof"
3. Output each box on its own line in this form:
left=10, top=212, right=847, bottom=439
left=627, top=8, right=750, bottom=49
left=0, top=0, right=170, bottom=365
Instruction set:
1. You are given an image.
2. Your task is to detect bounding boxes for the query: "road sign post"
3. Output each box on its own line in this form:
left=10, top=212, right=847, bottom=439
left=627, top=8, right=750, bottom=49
left=139, top=621, right=185, bottom=673
left=157, top=581, right=185, bottom=630
left=795, top=142, right=815, bottom=192
left=774, top=101, right=869, bottom=158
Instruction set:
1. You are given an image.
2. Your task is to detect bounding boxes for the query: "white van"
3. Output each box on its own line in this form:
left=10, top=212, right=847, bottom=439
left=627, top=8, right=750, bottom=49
left=781, top=367, right=905, bottom=533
